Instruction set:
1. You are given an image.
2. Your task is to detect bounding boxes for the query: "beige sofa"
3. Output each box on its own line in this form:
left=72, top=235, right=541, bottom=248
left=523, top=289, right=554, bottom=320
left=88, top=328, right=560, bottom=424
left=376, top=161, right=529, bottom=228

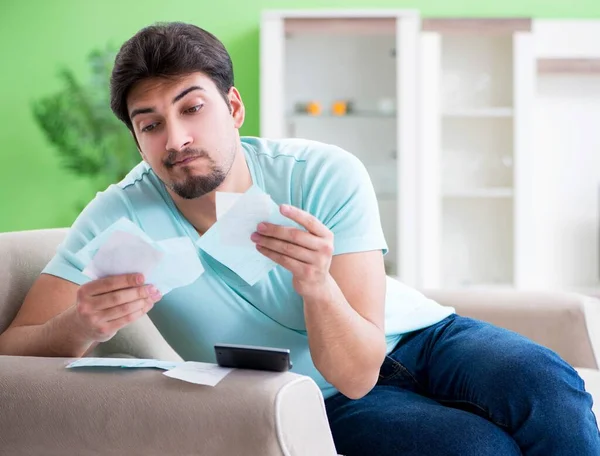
left=0, top=228, right=598, bottom=455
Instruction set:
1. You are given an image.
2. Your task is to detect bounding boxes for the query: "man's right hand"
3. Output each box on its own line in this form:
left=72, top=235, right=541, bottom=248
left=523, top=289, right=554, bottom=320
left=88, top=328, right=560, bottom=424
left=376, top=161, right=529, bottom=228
left=74, top=273, right=161, bottom=343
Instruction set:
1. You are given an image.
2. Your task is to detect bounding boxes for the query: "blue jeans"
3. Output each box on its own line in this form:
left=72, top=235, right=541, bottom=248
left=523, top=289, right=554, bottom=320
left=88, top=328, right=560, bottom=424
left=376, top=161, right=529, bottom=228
left=325, top=314, right=600, bottom=455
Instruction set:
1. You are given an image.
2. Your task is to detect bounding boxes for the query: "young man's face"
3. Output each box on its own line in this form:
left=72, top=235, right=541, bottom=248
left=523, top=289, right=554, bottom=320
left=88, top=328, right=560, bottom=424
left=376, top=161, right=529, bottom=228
left=127, top=72, right=244, bottom=199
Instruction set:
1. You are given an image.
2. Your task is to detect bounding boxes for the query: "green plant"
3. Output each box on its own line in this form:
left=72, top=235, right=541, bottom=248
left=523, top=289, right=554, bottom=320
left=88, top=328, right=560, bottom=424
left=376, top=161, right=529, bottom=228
left=32, top=45, right=140, bottom=191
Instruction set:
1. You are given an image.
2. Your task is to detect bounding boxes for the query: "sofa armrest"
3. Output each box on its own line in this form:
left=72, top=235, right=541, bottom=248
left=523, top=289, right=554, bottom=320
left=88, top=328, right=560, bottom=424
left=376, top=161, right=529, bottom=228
left=422, top=289, right=600, bottom=370
left=0, top=356, right=338, bottom=456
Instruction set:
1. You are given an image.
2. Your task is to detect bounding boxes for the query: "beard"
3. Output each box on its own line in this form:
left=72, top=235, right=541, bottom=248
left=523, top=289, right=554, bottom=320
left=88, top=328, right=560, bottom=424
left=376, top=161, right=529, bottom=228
left=163, top=147, right=233, bottom=200
left=170, top=172, right=226, bottom=199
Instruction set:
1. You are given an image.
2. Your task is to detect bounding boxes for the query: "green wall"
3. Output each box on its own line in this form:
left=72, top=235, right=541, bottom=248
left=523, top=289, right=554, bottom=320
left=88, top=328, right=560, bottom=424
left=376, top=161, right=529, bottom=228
left=2, top=0, right=599, bottom=232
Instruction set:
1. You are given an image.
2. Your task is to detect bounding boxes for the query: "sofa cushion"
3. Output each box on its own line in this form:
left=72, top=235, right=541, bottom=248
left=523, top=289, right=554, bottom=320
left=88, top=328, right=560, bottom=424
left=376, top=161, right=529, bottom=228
left=577, top=368, right=600, bottom=429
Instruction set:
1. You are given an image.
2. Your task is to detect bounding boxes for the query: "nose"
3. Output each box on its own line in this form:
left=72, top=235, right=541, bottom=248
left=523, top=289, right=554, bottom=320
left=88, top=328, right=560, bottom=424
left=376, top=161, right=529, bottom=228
left=165, top=122, right=193, bottom=152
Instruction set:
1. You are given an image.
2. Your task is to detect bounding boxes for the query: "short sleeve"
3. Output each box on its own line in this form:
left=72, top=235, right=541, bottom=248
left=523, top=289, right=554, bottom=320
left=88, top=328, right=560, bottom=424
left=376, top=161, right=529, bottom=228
left=302, top=145, right=388, bottom=256
left=42, top=185, right=135, bottom=285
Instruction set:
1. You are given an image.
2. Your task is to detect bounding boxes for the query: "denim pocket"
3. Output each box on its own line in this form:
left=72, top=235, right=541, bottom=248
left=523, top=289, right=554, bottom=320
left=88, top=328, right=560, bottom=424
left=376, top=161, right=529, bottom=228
left=377, top=356, right=421, bottom=391
left=378, top=355, right=404, bottom=381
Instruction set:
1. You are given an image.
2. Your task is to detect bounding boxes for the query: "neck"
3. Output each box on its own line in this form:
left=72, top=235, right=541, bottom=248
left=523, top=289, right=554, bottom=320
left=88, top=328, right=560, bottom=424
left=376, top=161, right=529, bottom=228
left=167, top=143, right=252, bottom=236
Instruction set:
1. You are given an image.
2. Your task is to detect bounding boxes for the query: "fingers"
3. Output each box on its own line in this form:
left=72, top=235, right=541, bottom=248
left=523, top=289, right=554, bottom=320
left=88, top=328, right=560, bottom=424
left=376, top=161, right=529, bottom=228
left=255, top=244, right=307, bottom=275
left=278, top=204, right=331, bottom=237
left=104, top=306, right=149, bottom=330
left=89, top=284, right=161, bottom=311
left=83, top=273, right=144, bottom=297
left=91, top=300, right=154, bottom=340
left=75, top=272, right=162, bottom=341
left=255, top=223, right=322, bottom=250
left=77, top=284, right=160, bottom=321
left=76, top=287, right=160, bottom=340
left=252, top=232, right=312, bottom=263
left=102, top=296, right=156, bottom=323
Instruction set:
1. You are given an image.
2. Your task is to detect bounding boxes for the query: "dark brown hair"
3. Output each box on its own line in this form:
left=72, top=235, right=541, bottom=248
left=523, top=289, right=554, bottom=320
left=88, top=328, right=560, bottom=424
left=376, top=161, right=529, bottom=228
left=110, top=22, right=234, bottom=131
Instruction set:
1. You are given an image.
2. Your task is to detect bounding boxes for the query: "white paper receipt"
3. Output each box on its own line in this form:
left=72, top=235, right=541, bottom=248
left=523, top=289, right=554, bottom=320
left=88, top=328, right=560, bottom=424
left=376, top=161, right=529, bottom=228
left=82, top=230, right=164, bottom=280
left=162, top=361, right=234, bottom=386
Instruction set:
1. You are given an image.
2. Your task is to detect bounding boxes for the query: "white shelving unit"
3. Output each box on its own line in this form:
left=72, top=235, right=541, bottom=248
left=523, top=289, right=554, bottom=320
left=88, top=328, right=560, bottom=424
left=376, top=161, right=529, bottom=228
left=261, top=10, right=421, bottom=284
left=443, top=107, right=514, bottom=118
left=261, top=12, right=600, bottom=293
left=418, top=19, right=536, bottom=289
left=530, top=20, right=600, bottom=294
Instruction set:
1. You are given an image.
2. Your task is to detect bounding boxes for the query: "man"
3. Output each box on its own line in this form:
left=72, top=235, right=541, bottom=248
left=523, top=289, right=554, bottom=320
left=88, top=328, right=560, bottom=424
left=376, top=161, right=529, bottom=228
left=0, top=22, right=598, bottom=455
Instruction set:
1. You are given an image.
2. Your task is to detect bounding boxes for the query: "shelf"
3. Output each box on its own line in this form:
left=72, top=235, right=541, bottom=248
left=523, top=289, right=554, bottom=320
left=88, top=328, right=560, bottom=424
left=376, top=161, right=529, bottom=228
left=538, top=58, right=600, bottom=74
left=443, top=188, right=514, bottom=198
left=288, top=111, right=396, bottom=119
left=442, top=108, right=513, bottom=118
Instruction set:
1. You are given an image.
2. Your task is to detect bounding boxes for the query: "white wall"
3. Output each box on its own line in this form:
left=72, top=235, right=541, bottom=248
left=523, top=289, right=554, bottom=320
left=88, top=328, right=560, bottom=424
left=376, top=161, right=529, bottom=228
left=533, top=74, right=600, bottom=289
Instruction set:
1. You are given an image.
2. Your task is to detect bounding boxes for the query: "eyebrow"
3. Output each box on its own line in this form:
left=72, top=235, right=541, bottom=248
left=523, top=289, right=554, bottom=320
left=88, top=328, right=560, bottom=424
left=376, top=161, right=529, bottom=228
left=129, top=85, right=205, bottom=120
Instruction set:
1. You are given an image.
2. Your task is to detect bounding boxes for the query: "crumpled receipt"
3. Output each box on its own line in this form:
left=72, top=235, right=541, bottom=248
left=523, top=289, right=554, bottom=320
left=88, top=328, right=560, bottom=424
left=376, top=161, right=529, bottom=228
left=198, top=185, right=301, bottom=286
left=75, top=218, right=205, bottom=295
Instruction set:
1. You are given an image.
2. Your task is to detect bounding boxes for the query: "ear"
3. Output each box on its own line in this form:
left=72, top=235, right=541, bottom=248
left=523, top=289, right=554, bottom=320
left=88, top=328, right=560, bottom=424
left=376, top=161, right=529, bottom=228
left=227, top=87, right=245, bottom=129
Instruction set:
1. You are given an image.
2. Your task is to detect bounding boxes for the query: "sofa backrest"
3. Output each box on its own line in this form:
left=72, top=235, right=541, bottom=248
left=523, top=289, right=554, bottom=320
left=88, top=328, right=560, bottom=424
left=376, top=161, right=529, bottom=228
left=0, top=228, right=183, bottom=361
left=0, top=228, right=68, bottom=334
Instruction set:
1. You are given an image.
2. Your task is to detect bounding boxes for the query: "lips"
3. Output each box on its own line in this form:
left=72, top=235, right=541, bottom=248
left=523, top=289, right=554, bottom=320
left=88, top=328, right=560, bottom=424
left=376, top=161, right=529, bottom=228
left=172, top=156, right=199, bottom=166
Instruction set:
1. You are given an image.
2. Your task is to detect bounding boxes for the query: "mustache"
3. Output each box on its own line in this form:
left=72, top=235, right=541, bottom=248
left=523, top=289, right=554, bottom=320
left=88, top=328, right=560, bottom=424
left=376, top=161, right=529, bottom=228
left=164, top=148, right=208, bottom=168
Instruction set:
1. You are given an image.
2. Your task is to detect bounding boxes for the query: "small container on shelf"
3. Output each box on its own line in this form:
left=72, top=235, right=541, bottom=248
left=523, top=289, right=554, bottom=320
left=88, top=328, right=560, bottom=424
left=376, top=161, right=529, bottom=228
left=331, top=100, right=354, bottom=116
left=376, top=97, right=396, bottom=115
left=294, top=101, right=322, bottom=116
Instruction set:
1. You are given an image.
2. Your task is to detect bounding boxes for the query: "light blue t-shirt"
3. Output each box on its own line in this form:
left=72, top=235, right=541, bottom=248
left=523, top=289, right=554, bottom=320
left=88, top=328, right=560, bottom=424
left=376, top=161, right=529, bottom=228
left=43, top=137, right=453, bottom=399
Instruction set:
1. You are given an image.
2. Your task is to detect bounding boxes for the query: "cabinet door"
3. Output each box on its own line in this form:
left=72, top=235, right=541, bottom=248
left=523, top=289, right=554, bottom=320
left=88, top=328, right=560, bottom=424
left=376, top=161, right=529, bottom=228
left=260, top=11, right=421, bottom=284
left=418, top=20, right=535, bottom=290
left=531, top=20, right=600, bottom=293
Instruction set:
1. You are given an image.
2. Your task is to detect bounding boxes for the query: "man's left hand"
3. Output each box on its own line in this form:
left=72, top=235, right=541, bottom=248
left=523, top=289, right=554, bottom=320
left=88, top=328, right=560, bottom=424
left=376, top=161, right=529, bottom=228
left=250, top=204, right=333, bottom=299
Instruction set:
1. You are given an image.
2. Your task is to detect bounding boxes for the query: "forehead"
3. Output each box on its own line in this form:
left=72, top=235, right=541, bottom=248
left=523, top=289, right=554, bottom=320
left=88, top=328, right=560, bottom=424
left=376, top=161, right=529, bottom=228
left=127, top=72, right=215, bottom=110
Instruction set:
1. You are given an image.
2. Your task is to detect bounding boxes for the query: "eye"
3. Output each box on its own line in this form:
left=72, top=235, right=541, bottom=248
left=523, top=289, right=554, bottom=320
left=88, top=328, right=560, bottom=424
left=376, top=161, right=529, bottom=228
left=185, top=104, right=203, bottom=114
left=141, top=122, right=159, bottom=133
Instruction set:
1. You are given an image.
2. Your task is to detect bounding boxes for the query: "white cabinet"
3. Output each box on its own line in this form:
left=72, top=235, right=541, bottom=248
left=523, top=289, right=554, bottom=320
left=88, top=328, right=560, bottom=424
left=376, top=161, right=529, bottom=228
left=418, top=18, right=600, bottom=292
left=260, top=10, right=421, bottom=285
left=260, top=12, right=600, bottom=292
